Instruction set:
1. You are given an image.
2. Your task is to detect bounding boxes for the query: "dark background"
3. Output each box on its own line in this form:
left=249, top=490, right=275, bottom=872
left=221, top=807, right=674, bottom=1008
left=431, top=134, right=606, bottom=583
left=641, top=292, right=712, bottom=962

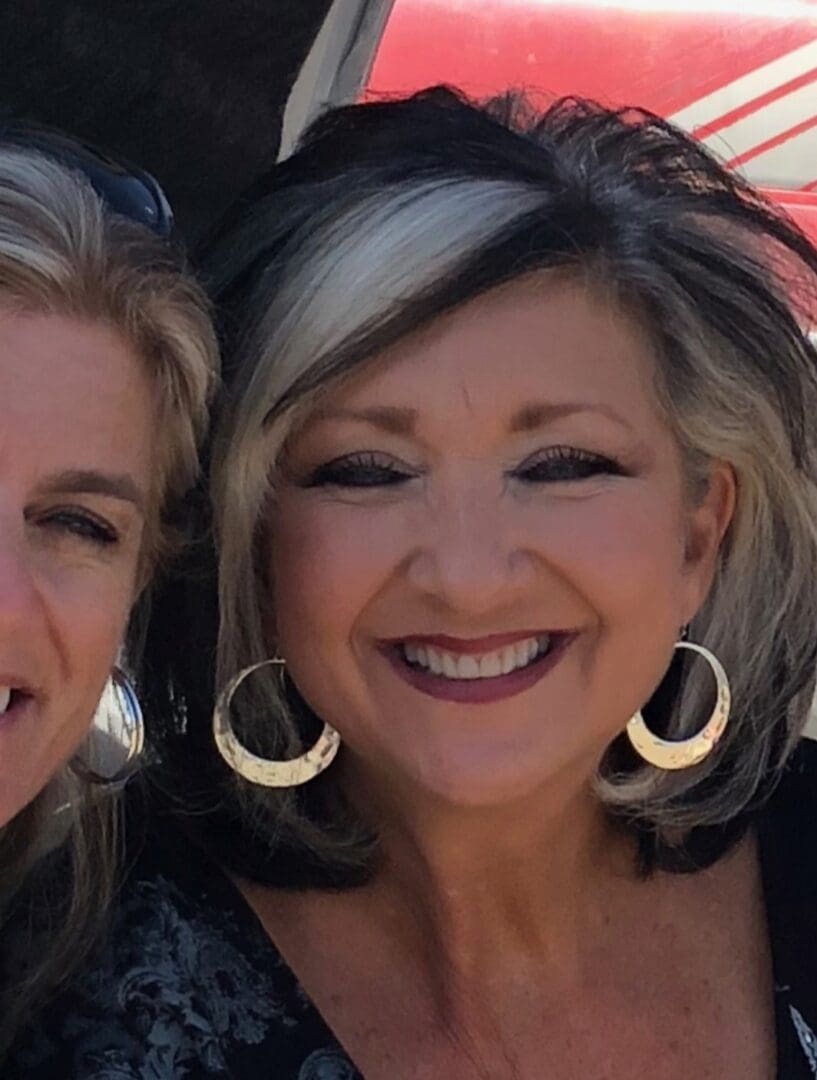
left=0, top=1, right=332, bottom=242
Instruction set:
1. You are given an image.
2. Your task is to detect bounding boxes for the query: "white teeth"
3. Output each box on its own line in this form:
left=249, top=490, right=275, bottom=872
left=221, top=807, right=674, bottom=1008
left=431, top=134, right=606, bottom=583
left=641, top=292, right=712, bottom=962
left=458, top=655, right=480, bottom=679
left=500, top=646, right=517, bottom=675
left=403, top=635, right=553, bottom=681
left=0, top=687, right=10, bottom=713
left=479, top=653, right=502, bottom=678
left=441, top=652, right=458, bottom=678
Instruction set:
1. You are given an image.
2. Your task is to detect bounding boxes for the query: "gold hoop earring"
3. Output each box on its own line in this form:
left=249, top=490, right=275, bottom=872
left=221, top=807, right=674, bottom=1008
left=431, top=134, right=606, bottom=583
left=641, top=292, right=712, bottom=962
left=626, top=641, right=731, bottom=771
left=70, top=666, right=145, bottom=786
left=212, top=658, right=341, bottom=787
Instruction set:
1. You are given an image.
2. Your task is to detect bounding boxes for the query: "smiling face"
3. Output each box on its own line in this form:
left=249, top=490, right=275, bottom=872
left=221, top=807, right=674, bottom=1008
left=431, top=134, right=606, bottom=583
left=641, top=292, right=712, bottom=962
left=269, top=276, right=734, bottom=808
left=0, top=310, right=155, bottom=827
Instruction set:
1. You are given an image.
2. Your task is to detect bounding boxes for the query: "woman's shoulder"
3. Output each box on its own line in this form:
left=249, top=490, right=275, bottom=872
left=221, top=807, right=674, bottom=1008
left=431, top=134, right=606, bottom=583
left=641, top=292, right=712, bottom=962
left=6, top=792, right=349, bottom=1079
left=753, top=739, right=817, bottom=1074
left=758, top=738, right=817, bottom=978
left=759, top=737, right=817, bottom=890
left=763, top=737, right=817, bottom=847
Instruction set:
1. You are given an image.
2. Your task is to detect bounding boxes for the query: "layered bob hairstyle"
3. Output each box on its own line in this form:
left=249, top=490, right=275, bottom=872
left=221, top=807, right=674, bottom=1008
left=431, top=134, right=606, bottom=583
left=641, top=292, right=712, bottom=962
left=0, top=142, right=218, bottom=1049
left=183, top=87, right=817, bottom=884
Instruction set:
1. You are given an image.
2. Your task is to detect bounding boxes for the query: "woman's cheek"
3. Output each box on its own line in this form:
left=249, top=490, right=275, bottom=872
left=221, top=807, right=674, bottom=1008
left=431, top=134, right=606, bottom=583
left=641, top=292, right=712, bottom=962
left=270, top=479, right=687, bottom=648
left=270, top=500, right=409, bottom=637
left=538, top=480, right=684, bottom=553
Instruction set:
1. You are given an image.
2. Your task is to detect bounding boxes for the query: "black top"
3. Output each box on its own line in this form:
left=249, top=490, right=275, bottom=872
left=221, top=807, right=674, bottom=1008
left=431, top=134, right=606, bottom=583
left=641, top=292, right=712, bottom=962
left=8, top=742, right=817, bottom=1079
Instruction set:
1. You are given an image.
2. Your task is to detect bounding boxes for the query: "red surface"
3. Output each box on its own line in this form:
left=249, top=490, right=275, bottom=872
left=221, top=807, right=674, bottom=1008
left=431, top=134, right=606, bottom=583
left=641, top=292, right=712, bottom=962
left=776, top=189, right=817, bottom=242
left=369, top=0, right=817, bottom=116
left=367, top=0, right=817, bottom=242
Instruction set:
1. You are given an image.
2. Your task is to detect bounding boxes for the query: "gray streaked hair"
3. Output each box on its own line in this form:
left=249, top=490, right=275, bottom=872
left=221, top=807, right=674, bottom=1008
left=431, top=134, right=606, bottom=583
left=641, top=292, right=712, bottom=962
left=0, top=143, right=218, bottom=1051
left=202, top=88, right=817, bottom=884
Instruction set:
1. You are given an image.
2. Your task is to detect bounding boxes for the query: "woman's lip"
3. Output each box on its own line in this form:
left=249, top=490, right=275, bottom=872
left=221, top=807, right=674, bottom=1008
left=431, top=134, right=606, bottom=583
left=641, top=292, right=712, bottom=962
left=383, top=633, right=576, bottom=705
left=385, top=630, right=565, bottom=655
left=0, top=674, right=36, bottom=692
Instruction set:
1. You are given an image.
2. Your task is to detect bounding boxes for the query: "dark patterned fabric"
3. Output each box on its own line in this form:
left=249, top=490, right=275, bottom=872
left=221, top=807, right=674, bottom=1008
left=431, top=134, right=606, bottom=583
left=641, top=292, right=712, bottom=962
left=7, top=742, right=817, bottom=1078
left=5, top=822, right=361, bottom=1080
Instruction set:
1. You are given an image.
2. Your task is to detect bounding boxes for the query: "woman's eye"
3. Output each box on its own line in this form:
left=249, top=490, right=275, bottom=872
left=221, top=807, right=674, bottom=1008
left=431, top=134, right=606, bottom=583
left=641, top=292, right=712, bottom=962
left=306, top=453, right=414, bottom=489
left=39, top=509, right=119, bottom=547
left=513, top=447, right=624, bottom=483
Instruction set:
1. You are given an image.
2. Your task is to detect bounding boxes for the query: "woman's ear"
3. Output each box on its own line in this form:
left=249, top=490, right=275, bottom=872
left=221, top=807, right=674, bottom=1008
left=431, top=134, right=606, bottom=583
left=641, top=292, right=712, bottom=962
left=680, top=461, right=737, bottom=622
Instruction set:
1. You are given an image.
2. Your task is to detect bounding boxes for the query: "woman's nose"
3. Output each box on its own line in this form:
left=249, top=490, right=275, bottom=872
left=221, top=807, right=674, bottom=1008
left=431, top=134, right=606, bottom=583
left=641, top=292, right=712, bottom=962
left=405, top=491, right=534, bottom=614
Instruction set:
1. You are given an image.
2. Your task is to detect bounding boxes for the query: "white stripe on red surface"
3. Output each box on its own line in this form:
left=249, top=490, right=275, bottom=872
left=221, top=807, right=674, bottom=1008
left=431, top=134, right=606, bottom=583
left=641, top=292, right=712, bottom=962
left=700, top=76, right=817, bottom=162
left=669, top=37, right=817, bottom=134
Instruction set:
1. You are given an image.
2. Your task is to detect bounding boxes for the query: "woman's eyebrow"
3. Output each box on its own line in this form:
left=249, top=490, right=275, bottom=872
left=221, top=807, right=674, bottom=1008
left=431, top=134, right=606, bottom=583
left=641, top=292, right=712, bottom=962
left=306, top=402, right=634, bottom=437
left=305, top=405, right=418, bottom=435
left=509, top=402, right=635, bottom=433
left=35, top=469, right=146, bottom=511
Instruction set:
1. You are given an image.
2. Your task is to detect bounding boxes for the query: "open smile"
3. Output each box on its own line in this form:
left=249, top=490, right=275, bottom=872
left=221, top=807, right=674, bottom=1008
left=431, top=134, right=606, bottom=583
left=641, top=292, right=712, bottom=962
left=0, top=683, right=37, bottom=730
left=381, top=631, right=576, bottom=704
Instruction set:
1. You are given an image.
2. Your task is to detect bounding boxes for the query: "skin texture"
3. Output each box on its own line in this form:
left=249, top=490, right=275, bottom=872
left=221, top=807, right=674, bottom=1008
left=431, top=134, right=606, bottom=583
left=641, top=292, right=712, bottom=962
left=0, top=311, right=155, bottom=828
left=242, top=277, right=777, bottom=1079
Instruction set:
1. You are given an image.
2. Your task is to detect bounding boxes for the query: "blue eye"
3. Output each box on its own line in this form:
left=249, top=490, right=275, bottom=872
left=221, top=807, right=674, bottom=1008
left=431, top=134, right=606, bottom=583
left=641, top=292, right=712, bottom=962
left=514, top=447, right=624, bottom=483
left=307, top=453, right=414, bottom=489
left=42, top=509, right=119, bottom=546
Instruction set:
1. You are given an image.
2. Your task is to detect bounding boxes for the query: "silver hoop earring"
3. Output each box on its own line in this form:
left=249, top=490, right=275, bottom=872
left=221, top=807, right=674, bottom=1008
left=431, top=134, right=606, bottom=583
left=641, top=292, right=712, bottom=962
left=626, top=641, right=731, bottom=771
left=213, top=658, right=341, bottom=787
left=70, top=666, right=145, bottom=786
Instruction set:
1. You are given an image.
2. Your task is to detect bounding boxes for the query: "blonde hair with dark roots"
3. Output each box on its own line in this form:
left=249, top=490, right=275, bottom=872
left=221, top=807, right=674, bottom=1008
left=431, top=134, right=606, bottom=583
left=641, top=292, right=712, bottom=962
left=199, top=88, right=817, bottom=887
left=0, top=144, right=218, bottom=1052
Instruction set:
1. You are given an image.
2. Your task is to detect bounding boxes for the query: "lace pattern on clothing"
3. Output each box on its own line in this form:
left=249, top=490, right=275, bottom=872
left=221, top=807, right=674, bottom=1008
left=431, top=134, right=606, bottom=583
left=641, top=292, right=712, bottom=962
left=9, top=871, right=355, bottom=1079
left=792, top=1006, right=817, bottom=1077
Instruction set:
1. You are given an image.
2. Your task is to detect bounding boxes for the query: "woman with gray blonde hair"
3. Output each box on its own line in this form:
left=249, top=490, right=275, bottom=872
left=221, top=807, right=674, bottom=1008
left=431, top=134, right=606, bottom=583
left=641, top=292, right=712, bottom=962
left=17, top=89, right=817, bottom=1078
left=0, top=125, right=218, bottom=1064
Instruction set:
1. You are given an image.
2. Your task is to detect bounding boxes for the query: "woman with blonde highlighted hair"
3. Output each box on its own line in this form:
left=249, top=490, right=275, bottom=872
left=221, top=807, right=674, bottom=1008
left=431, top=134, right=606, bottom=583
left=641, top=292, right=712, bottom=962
left=0, top=125, right=218, bottom=1064
left=17, top=90, right=817, bottom=1078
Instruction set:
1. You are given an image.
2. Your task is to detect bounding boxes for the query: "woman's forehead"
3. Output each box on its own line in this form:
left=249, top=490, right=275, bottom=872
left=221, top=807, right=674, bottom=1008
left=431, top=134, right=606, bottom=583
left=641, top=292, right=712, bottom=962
left=302, top=276, right=660, bottom=428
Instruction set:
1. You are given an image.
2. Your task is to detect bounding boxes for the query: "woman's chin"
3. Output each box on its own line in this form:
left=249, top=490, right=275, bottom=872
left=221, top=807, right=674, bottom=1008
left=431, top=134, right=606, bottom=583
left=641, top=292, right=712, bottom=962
left=0, top=784, right=33, bottom=830
left=0, top=753, right=65, bottom=832
left=388, top=754, right=580, bottom=813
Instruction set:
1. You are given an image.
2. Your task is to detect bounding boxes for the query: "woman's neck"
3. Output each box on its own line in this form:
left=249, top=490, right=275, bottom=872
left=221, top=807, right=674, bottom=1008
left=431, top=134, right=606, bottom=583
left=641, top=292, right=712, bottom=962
left=344, top=760, right=637, bottom=991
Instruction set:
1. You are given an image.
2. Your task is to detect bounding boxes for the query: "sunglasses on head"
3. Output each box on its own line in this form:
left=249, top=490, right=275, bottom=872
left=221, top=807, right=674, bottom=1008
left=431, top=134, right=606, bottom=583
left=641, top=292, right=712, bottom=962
left=0, top=118, right=174, bottom=238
